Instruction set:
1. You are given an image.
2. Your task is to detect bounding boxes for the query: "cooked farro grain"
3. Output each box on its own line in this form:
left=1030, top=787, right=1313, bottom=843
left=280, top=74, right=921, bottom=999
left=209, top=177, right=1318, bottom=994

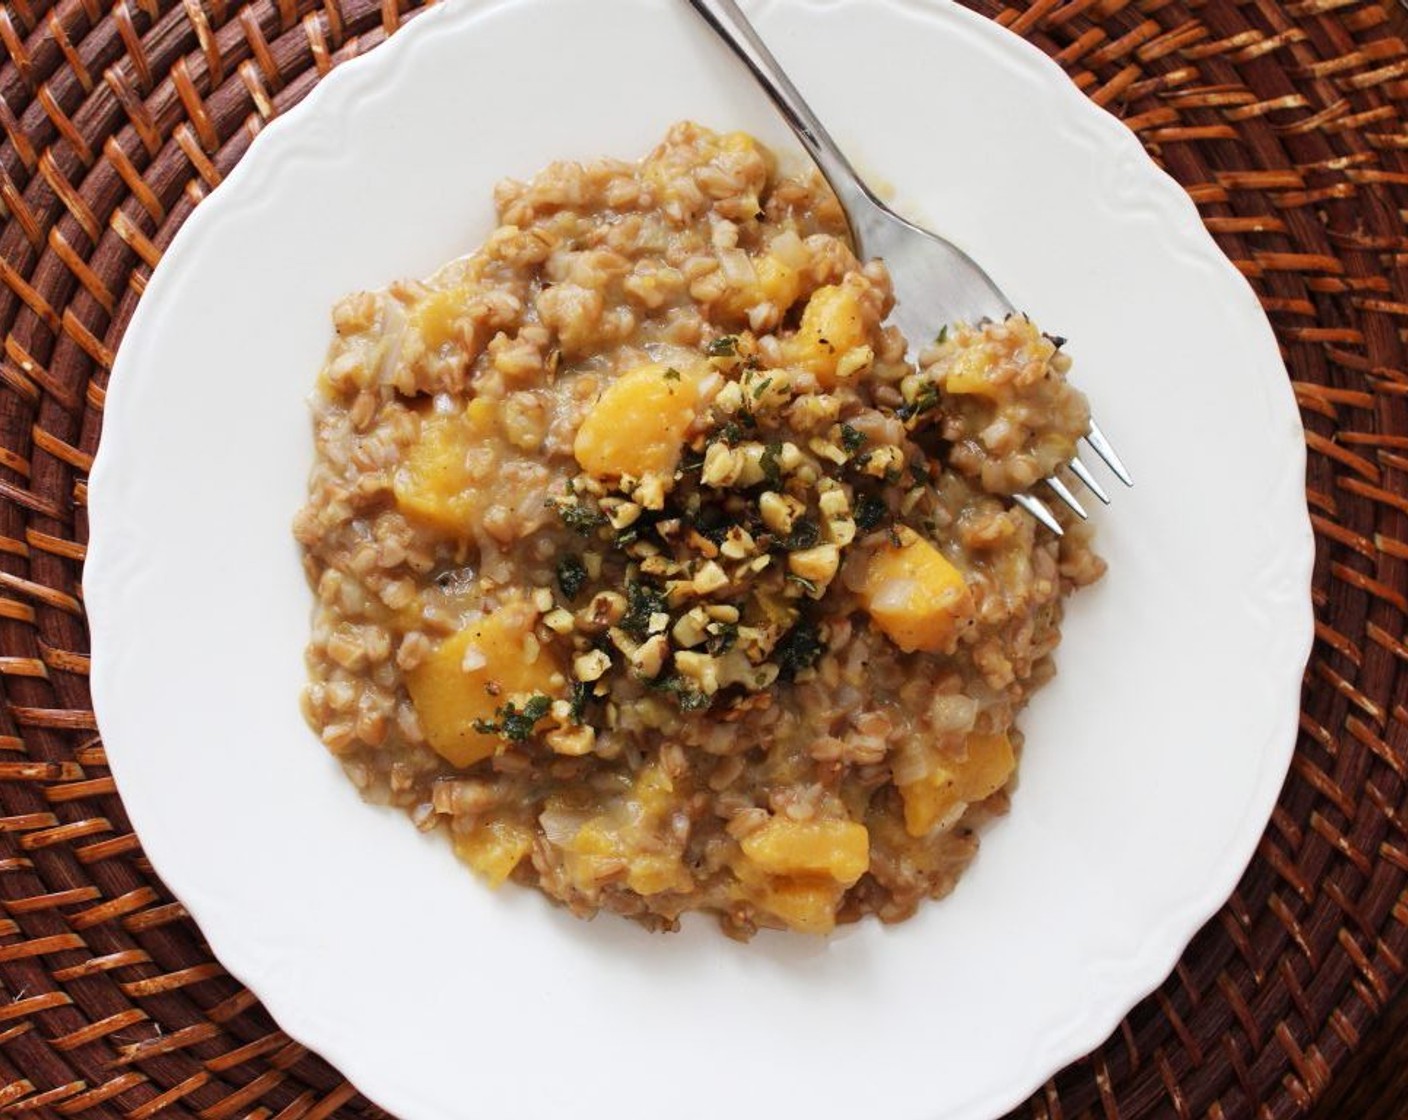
left=294, top=122, right=1103, bottom=938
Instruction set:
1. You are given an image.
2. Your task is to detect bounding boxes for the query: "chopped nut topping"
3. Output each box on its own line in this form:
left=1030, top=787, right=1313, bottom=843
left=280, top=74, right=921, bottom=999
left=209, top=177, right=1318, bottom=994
left=574, top=650, right=612, bottom=682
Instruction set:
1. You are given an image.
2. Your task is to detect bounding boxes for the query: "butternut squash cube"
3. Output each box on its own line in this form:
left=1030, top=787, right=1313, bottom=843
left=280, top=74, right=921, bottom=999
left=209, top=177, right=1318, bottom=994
left=752, top=876, right=842, bottom=935
left=573, top=363, right=699, bottom=480
left=560, top=818, right=625, bottom=892
left=404, top=610, right=563, bottom=768
left=464, top=397, right=499, bottom=436
left=899, top=731, right=1016, bottom=836
left=861, top=527, right=974, bottom=653
left=454, top=818, right=534, bottom=887
left=625, top=854, right=693, bottom=897
left=630, top=763, right=678, bottom=818
left=959, top=731, right=1017, bottom=802
left=566, top=819, right=625, bottom=859
left=943, top=344, right=999, bottom=397
left=786, top=285, right=868, bottom=386
left=561, top=765, right=692, bottom=895
left=899, top=764, right=962, bottom=838
left=757, top=255, right=801, bottom=309
left=393, top=413, right=478, bottom=535
left=411, top=285, right=473, bottom=352
left=739, top=818, right=870, bottom=885
left=718, top=254, right=803, bottom=320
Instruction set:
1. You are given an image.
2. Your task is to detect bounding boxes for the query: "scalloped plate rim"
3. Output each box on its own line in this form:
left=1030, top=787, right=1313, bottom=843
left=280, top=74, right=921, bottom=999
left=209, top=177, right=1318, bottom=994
left=86, top=2, right=1314, bottom=1118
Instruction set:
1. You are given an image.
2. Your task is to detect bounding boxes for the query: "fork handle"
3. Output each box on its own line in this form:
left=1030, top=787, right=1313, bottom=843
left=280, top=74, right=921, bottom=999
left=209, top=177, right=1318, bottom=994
left=683, top=0, right=881, bottom=223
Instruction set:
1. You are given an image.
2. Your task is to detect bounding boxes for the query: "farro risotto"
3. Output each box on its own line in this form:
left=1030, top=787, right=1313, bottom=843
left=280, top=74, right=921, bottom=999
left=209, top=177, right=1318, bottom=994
left=294, top=122, right=1104, bottom=939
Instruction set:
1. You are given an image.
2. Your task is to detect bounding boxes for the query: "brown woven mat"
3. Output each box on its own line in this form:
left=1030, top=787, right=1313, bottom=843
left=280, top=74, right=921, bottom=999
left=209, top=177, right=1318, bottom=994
left=1307, top=984, right=1408, bottom=1120
left=2, top=0, right=1406, bottom=1116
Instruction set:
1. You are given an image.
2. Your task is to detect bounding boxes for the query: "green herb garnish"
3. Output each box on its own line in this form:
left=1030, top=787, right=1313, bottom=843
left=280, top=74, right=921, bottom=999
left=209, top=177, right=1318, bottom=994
left=897, top=383, right=940, bottom=422
left=708, top=620, right=739, bottom=655
left=674, top=687, right=711, bottom=712
left=854, top=494, right=887, bottom=532
left=691, top=503, right=731, bottom=545
left=569, top=680, right=592, bottom=723
left=760, top=441, right=783, bottom=487
left=557, top=501, right=607, bottom=535
left=557, top=555, right=587, bottom=600
left=840, top=424, right=866, bottom=454
left=707, top=335, right=739, bottom=358
left=787, top=574, right=819, bottom=596
left=784, top=517, right=820, bottom=551
left=621, top=581, right=668, bottom=640
left=649, top=674, right=712, bottom=713
left=472, top=694, right=553, bottom=742
left=775, top=618, right=824, bottom=679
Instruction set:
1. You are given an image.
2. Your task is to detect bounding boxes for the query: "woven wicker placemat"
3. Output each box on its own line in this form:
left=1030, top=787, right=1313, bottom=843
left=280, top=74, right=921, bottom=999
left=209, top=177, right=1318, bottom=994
left=2, top=0, right=1406, bottom=1117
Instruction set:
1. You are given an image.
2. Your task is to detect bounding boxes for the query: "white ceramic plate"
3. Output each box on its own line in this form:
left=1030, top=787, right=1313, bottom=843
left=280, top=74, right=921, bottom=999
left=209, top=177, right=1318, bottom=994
left=86, top=1, right=1314, bottom=1118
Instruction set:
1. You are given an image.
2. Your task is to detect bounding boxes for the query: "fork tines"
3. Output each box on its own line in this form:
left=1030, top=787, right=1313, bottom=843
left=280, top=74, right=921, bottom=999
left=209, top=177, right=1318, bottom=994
left=1014, top=420, right=1132, bottom=536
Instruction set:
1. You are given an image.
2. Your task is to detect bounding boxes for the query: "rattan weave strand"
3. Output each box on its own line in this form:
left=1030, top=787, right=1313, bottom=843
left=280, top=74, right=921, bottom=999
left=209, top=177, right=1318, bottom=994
left=2, top=0, right=1407, bottom=1117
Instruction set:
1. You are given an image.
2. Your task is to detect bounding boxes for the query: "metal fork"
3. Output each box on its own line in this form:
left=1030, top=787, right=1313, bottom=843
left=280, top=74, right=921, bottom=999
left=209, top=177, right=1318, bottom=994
left=685, top=0, right=1132, bottom=534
